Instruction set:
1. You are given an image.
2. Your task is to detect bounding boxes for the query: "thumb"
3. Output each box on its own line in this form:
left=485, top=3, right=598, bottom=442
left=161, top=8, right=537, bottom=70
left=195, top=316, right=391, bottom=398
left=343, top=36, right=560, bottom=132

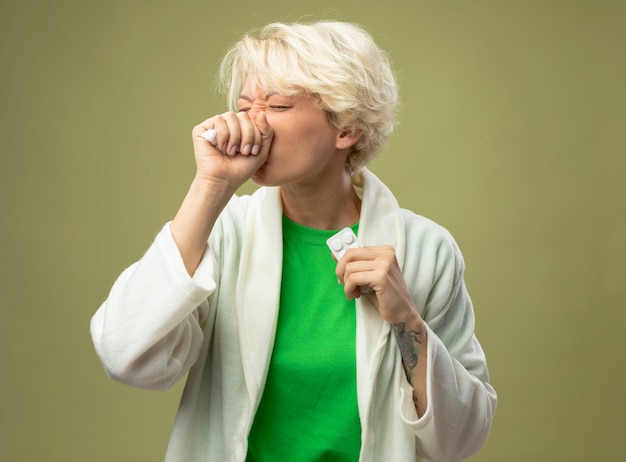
left=254, top=111, right=274, bottom=159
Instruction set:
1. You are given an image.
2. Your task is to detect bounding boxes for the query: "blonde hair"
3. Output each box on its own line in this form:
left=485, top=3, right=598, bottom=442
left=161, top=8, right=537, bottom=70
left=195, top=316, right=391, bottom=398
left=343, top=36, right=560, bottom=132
left=218, top=21, right=398, bottom=173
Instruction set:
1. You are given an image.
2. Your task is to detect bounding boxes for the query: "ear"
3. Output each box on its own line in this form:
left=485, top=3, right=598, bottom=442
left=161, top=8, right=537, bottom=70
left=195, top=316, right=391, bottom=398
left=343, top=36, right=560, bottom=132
left=335, top=129, right=362, bottom=150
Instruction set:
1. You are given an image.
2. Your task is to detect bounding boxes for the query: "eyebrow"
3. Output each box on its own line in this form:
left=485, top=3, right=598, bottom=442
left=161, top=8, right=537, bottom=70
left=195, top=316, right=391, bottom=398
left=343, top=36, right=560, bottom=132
left=238, top=92, right=278, bottom=102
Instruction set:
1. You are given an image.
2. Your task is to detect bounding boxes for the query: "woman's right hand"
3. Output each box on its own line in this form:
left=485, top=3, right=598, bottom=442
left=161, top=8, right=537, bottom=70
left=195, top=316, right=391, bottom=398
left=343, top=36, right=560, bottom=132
left=191, top=110, right=273, bottom=190
left=170, top=110, right=273, bottom=276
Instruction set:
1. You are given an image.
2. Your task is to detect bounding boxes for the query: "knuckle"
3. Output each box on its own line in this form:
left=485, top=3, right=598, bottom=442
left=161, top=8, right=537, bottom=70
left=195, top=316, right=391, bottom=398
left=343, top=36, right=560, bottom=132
left=380, top=259, right=392, bottom=273
left=220, top=111, right=237, bottom=124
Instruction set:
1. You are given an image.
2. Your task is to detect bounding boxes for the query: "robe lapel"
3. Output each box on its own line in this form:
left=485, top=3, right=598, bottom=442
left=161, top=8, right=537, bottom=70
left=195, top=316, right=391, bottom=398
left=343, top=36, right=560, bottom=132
left=353, top=169, right=406, bottom=428
left=236, top=186, right=284, bottom=411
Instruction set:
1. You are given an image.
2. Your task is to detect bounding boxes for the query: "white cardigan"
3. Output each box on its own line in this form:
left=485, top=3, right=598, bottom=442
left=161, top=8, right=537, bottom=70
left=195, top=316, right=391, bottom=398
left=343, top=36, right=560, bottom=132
left=91, top=169, right=496, bottom=462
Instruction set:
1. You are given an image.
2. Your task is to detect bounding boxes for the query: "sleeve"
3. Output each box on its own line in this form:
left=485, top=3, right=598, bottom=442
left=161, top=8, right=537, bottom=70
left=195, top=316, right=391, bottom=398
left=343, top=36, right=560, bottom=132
left=90, top=223, right=219, bottom=391
left=400, top=223, right=497, bottom=461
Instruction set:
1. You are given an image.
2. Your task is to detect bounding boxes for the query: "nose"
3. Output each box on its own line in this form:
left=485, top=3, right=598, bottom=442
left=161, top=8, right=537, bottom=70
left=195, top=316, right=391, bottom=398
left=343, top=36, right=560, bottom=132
left=247, top=101, right=266, bottom=120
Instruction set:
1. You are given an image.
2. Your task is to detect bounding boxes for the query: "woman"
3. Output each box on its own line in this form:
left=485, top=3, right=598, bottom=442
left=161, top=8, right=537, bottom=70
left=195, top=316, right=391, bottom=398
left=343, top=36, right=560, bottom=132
left=91, top=21, right=496, bottom=461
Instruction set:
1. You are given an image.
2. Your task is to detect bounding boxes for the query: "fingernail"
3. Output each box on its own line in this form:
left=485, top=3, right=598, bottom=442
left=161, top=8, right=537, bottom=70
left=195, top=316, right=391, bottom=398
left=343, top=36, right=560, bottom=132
left=251, top=145, right=260, bottom=155
left=242, top=144, right=251, bottom=155
left=230, top=146, right=239, bottom=155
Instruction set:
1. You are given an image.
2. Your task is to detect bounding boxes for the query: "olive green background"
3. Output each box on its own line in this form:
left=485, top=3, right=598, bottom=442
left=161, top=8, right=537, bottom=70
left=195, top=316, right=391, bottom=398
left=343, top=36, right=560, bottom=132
left=1, top=0, right=624, bottom=460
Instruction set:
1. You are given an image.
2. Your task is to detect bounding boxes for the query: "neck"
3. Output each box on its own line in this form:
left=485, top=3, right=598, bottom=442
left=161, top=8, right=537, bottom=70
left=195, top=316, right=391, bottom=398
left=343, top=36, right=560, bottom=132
left=280, top=170, right=361, bottom=230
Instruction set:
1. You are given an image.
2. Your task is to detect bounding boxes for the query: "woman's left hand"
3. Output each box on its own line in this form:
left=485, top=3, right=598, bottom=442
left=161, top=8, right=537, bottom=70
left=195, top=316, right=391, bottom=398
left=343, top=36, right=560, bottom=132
left=335, top=246, right=419, bottom=324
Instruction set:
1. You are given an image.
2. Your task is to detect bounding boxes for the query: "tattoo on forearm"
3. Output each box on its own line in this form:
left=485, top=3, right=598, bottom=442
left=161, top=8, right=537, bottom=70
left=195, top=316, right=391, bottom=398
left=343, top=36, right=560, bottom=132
left=393, top=323, right=423, bottom=380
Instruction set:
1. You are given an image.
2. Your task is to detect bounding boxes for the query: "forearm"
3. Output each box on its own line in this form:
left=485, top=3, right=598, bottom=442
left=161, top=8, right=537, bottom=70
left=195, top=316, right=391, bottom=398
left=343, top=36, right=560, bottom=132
left=392, top=312, right=428, bottom=417
left=170, top=176, right=237, bottom=275
left=91, top=223, right=216, bottom=390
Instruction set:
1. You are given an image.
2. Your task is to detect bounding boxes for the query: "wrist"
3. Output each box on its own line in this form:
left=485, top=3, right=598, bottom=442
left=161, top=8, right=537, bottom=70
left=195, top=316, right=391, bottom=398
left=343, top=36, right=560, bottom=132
left=391, top=308, right=423, bottom=331
left=192, top=173, right=239, bottom=197
left=384, top=294, right=423, bottom=326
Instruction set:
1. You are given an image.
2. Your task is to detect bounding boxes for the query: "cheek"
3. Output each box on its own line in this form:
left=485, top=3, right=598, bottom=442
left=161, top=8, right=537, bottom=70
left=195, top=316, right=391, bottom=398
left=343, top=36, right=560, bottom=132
left=265, top=113, right=336, bottom=151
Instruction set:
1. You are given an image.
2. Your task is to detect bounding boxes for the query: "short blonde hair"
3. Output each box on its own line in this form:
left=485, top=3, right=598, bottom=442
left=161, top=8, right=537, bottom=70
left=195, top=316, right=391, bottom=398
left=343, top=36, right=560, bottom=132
left=218, top=21, right=398, bottom=173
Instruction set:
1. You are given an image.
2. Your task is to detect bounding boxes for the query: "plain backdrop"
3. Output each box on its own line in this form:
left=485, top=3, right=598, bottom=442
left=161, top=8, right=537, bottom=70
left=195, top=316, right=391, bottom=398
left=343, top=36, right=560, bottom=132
left=1, top=1, right=625, bottom=460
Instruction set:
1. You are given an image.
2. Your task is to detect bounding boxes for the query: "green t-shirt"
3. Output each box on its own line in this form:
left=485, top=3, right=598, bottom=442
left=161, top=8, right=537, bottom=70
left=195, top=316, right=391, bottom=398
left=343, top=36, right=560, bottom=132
left=246, top=216, right=361, bottom=462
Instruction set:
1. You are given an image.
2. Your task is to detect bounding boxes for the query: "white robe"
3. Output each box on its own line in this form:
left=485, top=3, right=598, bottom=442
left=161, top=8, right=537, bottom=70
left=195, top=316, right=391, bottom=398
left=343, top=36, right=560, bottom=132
left=91, top=169, right=497, bottom=462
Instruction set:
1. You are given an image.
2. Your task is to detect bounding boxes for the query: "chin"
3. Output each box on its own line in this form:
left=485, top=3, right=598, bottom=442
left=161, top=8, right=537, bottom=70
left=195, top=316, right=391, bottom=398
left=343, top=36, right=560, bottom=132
left=251, top=165, right=278, bottom=187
